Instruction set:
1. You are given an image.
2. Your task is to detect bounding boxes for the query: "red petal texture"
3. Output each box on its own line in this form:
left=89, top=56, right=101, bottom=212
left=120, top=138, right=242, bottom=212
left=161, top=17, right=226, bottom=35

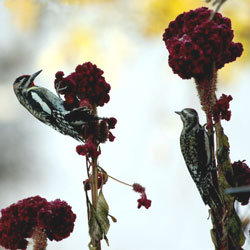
left=0, top=196, right=76, bottom=249
left=163, top=7, right=243, bottom=79
left=54, top=62, right=110, bottom=107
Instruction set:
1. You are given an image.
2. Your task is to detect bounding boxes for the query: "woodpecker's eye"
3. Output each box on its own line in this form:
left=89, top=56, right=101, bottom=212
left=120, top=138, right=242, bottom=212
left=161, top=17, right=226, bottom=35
left=14, top=75, right=29, bottom=85
left=181, top=111, right=187, bottom=118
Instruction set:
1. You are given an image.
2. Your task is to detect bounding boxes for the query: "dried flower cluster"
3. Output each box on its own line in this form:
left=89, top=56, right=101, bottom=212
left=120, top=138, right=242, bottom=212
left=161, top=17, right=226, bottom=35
left=163, top=7, right=243, bottom=79
left=213, top=94, right=233, bottom=123
left=0, top=196, right=76, bottom=250
left=133, top=183, right=152, bottom=209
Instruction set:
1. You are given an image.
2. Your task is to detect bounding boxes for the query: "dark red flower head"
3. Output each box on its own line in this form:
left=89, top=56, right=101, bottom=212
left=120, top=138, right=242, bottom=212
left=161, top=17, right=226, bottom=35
left=163, top=7, right=243, bottom=79
left=0, top=196, right=48, bottom=250
left=213, top=94, right=233, bottom=123
left=0, top=196, right=76, bottom=250
left=55, top=62, right=110, bottom=108
left=37, top=199, right=76, bottom=241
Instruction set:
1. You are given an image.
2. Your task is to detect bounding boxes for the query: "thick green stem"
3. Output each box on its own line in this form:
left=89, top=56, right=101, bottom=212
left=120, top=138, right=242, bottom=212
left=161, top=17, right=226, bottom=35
left=195, top=68, right=245, bottom=249
left=214, top=122, right=245, bottom=249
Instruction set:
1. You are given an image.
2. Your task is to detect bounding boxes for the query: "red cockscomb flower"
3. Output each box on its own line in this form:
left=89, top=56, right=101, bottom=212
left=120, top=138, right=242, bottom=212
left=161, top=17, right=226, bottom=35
left=0, top=196, right=76, bottom=250
left=163, top=7, right=243, bottom=79
left=37, top=199, right=76, bottom=241
left=55, top=62, right=110, bottom=108
left=0, top=196, right=48, bottom=250
left=55, top=62, right=116, bottom=148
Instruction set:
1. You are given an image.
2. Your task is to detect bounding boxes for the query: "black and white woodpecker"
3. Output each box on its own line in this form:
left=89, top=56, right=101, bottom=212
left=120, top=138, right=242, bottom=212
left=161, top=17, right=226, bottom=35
left=175, top=108, right=221, bottom=209
left=13, top=70, right=98, bottom=142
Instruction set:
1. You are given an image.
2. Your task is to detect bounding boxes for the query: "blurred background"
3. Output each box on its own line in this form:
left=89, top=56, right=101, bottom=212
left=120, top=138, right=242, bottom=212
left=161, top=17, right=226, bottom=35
left=0, top=0, right=250, bottom=249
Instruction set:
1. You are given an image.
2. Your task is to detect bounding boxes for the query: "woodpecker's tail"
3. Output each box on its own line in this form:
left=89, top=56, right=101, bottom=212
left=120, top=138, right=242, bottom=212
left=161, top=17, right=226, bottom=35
left=198, top=172, right=222, bottom=209
left=208, top=185, right=222, bottom=209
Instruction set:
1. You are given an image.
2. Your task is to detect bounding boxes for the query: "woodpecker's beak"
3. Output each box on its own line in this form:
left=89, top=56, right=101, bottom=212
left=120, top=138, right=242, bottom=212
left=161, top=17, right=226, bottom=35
left=25, top=70, right=42, bottom=88
left=29, top=70, right=42, bottom=82
left=175, top=111, right=181, bottom=115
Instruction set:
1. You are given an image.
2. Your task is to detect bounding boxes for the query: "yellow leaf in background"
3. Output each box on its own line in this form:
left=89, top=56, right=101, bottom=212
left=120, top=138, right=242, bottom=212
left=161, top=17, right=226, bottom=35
left=38, top=24, right=133, bottom=87
left=4, top=0, right=42, bottom=31
left=38, top=26, right=98, bottom=72
left=133, top=0, right=201, bottom=36
left=216, top=1, right=250, bottom=83
left=223, top=1, right=250, bottom=62
left=60, top=0, right=113, bottom=4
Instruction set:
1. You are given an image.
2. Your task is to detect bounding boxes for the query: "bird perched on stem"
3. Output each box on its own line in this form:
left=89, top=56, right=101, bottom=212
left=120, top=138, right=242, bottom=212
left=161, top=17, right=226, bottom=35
left=175, top=108, right=221, bottom=209
left=13, top=70, right=99, bottom=142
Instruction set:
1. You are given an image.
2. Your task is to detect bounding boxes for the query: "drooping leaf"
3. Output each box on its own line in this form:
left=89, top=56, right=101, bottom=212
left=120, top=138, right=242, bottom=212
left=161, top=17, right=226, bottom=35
left=88, top=206, right=102, bottom=242
left=96, top=190, right=110, bottom=235
left=88, top=190, right=111, bottom=247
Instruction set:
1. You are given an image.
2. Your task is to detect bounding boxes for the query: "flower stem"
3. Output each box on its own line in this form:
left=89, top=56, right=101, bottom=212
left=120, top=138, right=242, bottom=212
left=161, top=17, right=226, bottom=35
left=209, top=0, right=227, bottom=21
left=32, top=226, right=47, bottom=250
left=108, top=174, right=132, bottom=187
left=89, top=106, right=101, bottom=250
left=90, top=155, right=101, bottom=250
left=195, top=67, right=245, bottom=249
left=214, top=122, right=245, bottom=249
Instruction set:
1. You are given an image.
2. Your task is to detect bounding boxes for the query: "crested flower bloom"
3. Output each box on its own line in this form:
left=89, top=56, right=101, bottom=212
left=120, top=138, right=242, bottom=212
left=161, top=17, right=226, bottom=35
left=54, top=62, right=110, bottom=108
left=0, top=196, right=48, bottom=250
left=231, top=161, right=250, bottom=205
left=0, top=196, right=76, bottom=250
left=37, top=199, right=76, bottom=241
left=213, top=94, right=233, bottom=123
left=133, top=183, right=152, bottom=209
left=163, top=7, right=243, bottom=79
left=55, top=62, right=116, bottom=156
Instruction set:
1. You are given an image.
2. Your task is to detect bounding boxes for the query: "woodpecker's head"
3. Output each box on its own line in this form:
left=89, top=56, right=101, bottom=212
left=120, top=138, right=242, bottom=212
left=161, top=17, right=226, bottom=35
left=175, top=108, right=199, bottom=131
left=13, top=70, right=42, bottom=94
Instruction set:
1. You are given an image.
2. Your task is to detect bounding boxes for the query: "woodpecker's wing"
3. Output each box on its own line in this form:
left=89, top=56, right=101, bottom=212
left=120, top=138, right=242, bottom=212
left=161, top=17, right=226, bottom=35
left=195, top=126, right=211, bottom=171
left=22, top=87, right=57, bottom=123
left=25, top=87, right=84, bottom=141
left=64, top=106, right=98, bottom=126
left=181, top=125, right=211, bottom=182
left=27, top=86, right=65, bottom=111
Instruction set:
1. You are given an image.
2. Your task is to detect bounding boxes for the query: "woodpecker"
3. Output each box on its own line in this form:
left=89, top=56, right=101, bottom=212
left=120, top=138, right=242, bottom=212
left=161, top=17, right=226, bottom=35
left=175, top=108, right=221, bottom=209
left=13, top=70, right=98, bottom=142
